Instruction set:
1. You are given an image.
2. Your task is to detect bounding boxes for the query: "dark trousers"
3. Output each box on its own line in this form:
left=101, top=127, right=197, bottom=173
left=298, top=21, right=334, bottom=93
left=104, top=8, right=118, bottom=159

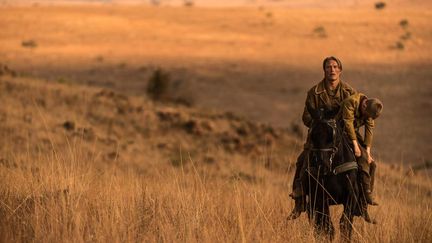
left=357, top=145, right=377, bottom=192
left=291, top=150, right=307, bottom=198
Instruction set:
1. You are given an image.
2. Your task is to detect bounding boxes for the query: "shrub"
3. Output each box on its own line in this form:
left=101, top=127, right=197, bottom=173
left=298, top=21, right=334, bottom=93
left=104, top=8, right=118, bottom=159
left=146, top=68, right=171, bottom=101
left=375, top=2, right=386, bottom=10
left=399, top=19, right=409, bottom=28
left=150, top=0, right=160, bottom=6
left=400, top=32, right=411, bottom=41
left=395, top=41, right=404, bottom=50
left=21, top=39, right=37, bottom=48
left=313, top=26, right=327, bottom=38
left=184, top=0, right=194, bottom=7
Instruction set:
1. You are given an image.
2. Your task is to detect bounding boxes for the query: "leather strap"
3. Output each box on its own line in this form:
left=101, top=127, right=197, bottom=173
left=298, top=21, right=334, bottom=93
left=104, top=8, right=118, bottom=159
left=333, top=162, right=358, bottom=175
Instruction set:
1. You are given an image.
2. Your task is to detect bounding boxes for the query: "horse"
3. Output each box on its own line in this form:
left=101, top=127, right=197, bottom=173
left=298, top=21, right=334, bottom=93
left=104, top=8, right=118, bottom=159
left=303, top=106, right=364, bottom=241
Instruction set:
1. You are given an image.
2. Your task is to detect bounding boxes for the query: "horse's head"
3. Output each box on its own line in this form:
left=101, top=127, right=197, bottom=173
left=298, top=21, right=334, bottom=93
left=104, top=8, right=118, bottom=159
left=307, top=104, right=339, bottom=174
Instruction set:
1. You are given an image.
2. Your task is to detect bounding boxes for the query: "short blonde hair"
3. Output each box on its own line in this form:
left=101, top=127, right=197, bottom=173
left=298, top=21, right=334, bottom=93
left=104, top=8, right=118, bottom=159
left=365, top=98, right=383, bottom=119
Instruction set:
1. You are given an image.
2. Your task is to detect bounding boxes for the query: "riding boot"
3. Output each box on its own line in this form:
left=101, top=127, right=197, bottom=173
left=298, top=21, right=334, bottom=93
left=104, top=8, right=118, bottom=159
left=361, top=171, right=379, bottom=206
left=287, top=151, right=307, bottom=220
left=287, top=195, right=306, bottom=220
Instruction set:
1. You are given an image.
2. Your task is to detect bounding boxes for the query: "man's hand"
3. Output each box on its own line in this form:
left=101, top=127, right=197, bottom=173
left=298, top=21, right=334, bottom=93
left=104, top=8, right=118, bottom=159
left=366, top=147, right=374, bottom=164
left=352, top=140, right=361, bottom=157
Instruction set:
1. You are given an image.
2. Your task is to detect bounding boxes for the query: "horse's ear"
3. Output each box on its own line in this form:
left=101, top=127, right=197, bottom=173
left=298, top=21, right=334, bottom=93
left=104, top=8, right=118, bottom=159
left=326, top=108, right=339, bottom=119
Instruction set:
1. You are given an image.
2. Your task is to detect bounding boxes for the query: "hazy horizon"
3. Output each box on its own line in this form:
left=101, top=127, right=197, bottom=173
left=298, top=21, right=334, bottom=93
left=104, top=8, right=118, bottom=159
left=2, top=0, right=431, bottom=8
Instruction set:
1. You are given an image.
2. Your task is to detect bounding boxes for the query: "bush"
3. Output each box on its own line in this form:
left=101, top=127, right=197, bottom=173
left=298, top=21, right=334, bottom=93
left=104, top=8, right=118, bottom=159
left=400, top=32, right=411, bottom=41
left=147, top=68, right=171, bottom=101
left=21, top=39, right=37, bottom=48
left=375, top=2, right=386, bottom=10
left=184, top=0, right=194, bottom=7
left=150, top=0, right=160, bottom=6
left=0, top=63, right=17, bottom=77
left=395, top=41, right=404, bottom=50
left=399, top=19, right=409, bottom=28
left=313, top=26, right=327, bottom=38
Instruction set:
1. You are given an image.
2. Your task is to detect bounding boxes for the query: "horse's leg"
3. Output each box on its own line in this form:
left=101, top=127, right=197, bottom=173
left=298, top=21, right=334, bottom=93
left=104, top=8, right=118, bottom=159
left=323, top=204, right=335, bottom=241
left=340, top=207, right=354, bottom=243
left=345, top=172, right=362, bottom=217
left=306, top=173, right=314, bottom=222
left=311, top=178, right=335, bottom=241
left=308, top=172, right=323, bottom=238
left=313, top=204, right=335, bottom=241
left=313, top=210, right=325, bottom=240
left=340, top=171, right=360, bottom=242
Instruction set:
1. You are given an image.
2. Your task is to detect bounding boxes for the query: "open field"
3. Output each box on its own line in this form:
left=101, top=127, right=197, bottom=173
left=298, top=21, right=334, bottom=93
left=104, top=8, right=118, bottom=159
left=0, top=75, right=431, bottom=242
left=1, top=1, right=432, bottom=242
left=1, top=1, right=431, bottom=164
left=1, top=147, right=431, bottom=242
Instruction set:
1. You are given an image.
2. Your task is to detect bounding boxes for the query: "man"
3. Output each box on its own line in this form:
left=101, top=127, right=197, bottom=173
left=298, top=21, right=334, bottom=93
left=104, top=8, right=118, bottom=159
left=287, top=56, right=356, bottom=220
left=338, top=93, right=383, bottom=207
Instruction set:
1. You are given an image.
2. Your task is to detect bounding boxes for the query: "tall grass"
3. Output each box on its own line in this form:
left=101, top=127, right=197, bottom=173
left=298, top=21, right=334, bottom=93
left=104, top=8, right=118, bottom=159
left=0, top=76, right=430, bottom=242
left=1, top=140, right=431, bottom=242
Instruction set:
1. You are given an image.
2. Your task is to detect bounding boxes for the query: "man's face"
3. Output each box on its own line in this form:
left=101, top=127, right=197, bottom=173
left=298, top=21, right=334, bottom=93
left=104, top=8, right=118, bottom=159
left=324, top=60, right=342, bottom=82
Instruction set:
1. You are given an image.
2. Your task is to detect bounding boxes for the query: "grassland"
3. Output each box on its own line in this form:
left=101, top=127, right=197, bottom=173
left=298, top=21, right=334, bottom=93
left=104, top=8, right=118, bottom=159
left=0, top=1, right=432, bottom=242
left=1, top=2, right=431, bottom=163
left=1, top=149, right=431, bottom=242
left=0, top=66, right=431, bottom=243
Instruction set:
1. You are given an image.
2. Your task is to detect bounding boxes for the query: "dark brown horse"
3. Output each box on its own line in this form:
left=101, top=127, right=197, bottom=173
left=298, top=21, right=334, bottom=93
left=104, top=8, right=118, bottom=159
left=304, top=106, right=363, bottom=241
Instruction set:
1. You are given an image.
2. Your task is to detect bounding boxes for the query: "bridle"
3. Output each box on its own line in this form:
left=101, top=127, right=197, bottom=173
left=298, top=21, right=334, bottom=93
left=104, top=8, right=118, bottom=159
left=309, top=118, right=340, bottom=174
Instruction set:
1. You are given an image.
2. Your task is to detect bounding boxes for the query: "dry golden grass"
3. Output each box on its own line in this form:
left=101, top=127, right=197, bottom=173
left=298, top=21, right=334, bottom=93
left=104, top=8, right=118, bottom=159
left=1, top=3, right=431, bottom=164
left=1, top=2, right=432, bottom=242
left=0, top=75, right=431, bottom=242
left=1, top=139, right=431, bottom=242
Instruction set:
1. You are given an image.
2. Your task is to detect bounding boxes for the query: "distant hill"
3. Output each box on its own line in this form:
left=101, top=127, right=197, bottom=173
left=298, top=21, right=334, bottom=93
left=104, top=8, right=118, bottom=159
left=0, top=73, right=300, bottom=177
left=2, top=0, right=432, bottom=8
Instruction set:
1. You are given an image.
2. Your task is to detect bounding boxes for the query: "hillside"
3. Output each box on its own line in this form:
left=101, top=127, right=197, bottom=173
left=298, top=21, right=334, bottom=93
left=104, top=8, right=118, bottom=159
left=0, top=74, right=431, bottom=242
left=0, top=73, right=300, bottom=177
left=0, top=2, right=431, bottom=242
left=0, top=4, right=431, bottom=165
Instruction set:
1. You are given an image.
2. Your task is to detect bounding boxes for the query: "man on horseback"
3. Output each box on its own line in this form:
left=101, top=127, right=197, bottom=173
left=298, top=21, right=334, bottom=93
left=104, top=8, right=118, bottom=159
left=337, top=93, right=383, bottom=207
left=287, top=56, right=356, bottom=219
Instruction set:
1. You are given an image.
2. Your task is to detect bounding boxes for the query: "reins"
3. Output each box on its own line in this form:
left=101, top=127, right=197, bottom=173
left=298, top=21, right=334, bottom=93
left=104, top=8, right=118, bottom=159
left=309, top=119, right=357, bottom=175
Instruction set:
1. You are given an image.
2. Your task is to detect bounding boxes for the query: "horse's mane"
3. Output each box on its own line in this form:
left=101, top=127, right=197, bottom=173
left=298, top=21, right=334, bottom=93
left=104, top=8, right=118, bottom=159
left=306, top=103, right=339, bottom=121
